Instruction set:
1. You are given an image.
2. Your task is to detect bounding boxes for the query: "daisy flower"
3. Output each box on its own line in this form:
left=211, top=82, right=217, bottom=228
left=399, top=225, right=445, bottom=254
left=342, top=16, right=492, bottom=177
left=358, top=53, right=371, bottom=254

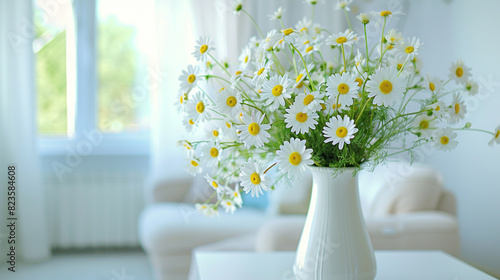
left=276, top=138, right=314, bottom=178
left=196, top=204, right=219, bottom=217
left=295, top=90, right=325, bottom=113
left=326, top=30, right=356, bottom=47
left=366, top=67, right=405, bottom=107
left=232, top=0, right=244, bottom=15
left=178, top=140, right=194, bottom=156
left=488, top=125, right=500, bottom=146
left=186, top=92, right=211, bottom=122
left=267, top=28, right=301, bottom=49
left=335, top=0, right=352, bottom=11
left=398, top=37, right=421, bottom=60
left=178, top=65, right=201, bottom=93
left=305, top=0, right=323, bottom=5
left=251, top=60, right=273, bottom=85
left=239, top=159, right=269, bottom=197
left=357, top=13, right=370, bottom=24
left=182, top=115, right=197, bottom=133
left=229, top=70, right=244, bottom=88
left=429, top=101, right=447, bottom=119
left=354, top=49, right=365, bottom=68
left=269, top=6, right=285, bottom=20
left=260, top=74, right=293, bottom=109
left=176, top=91, right=188, bottom=113
left=380, top=10, right=393, bottom=17
left=229, top=184, right=243, bottom=207
left=433, top=127, right=458, bottom=151
left=323, top=115, right=358, bottom=150
left=296, top=17, right=313, bottom=36
left=425, top=74, right=443, bottom=93
left=323, top=97, right=348, bottom=115
left=221, top=199, right=237, bottom=214
left=216, top=88, right=242, bottom=116
left=449, top=59, right=471, bottom=84
left=414, top=114, right=435, bottom=138
left=185, top=157, right=202, bottom=176
left=326, top=72, right=360, bottom=106
left=448, top=93, right=467, bottom=124
left=192, top=36, right=214, bottom=62
left=299, top=38, right=320, bottom=56
left=284, top=103, right=319, bottom=134
left=200, top=139, right=224, bottom=167
left=385, top=29, right=402, bottom=49
left=239, top=46, right=252, bottom=70
left=204, top=173, right=225, bottom=197
left=237, top=111, right=271, bottom=148
left=388, top=56, right=411, bottom=77
left=292, top=63, right=314, bottom=93
left=221, top=118, right=239, bottom=142
left=464, top=79, right=479, bottom=96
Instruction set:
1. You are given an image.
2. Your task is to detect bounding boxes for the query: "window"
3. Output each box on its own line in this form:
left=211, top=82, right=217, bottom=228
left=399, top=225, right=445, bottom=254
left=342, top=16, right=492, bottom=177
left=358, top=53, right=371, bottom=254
left=35, top=0, right=155, bottom=154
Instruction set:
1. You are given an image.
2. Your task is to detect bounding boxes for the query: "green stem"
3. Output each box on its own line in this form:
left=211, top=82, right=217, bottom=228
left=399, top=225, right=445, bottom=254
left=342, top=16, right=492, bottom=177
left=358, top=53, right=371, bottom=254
left=242, top=9, right=264, bottom=39
left=341, top=44, right=346, bottom=73
left=208, top=53, right=231, bottom=77
left=290, top=43, right=316, bottom=91
left=344, top=10, right=352, bottom=30
left=355, top=97, right=372, bottom=123
left=363, top=23, right=369, bottom=70
left=379, top=17, right=387, bottom=67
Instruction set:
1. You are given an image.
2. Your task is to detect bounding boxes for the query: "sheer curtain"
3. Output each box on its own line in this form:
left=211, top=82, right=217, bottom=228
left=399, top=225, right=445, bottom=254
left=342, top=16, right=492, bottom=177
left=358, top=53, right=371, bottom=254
left=0, top=0, right=50, bottom=262
left=149, top=0, right=342, bottom=199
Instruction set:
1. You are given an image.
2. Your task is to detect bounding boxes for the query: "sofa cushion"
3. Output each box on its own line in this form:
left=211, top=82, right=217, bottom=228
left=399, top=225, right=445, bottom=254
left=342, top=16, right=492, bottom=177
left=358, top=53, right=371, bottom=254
left=370, top=164, right=444, bottom=216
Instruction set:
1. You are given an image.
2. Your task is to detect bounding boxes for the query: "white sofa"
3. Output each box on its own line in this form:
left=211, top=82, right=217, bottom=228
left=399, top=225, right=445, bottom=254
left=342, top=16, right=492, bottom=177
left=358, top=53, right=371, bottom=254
left=139, top=163, right=459, bottom=280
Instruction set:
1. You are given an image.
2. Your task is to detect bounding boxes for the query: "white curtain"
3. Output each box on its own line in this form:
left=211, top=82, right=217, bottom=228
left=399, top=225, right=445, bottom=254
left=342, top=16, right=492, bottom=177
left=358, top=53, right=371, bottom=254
left=0, top=0, right=51, bottom=262
left=149, top=0, right=342, bottom=199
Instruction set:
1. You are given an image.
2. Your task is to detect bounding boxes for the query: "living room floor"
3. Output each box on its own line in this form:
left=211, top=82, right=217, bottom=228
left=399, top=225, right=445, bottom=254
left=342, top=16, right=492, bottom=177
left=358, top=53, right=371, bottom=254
left=0, top=249, right=153, bottom=280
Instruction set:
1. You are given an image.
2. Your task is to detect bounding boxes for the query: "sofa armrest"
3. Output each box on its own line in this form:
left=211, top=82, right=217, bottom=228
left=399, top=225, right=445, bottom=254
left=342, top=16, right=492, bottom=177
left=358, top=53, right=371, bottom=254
left=145, top=176, right=193, bottom=203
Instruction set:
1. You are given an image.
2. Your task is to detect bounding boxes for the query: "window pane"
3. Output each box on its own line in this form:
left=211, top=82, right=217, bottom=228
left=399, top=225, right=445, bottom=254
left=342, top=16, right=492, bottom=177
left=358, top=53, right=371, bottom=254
left=97, top=0, right=154, bottom=133
left=34, top=0, right=74, bottom=136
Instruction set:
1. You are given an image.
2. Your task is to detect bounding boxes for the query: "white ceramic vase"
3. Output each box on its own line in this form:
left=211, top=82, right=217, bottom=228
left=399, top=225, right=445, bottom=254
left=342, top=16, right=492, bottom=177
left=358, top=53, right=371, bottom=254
left=293, top=166, right=376, bottom=280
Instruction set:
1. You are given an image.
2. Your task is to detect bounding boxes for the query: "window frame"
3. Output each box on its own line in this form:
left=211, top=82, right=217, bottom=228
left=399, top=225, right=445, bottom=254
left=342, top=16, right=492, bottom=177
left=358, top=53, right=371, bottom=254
left=37, top=0, right=150, bottom=156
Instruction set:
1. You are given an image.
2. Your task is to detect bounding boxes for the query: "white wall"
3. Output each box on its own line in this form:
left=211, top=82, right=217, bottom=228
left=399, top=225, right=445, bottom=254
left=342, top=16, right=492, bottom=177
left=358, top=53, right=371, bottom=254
left=402, top=0, right=500, bottom=276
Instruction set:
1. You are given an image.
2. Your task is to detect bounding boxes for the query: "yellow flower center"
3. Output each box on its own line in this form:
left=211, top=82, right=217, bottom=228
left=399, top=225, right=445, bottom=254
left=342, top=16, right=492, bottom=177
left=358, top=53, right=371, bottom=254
left=440, top=136, right=449, bottom=145
left=379, top=80, right=393, bottom=94
left=278, top=38, right=284, bottom=44
left=257, top=68, right=265, bottom=75
left=429, top=82, right=435, bottom=91
left=212, top=130, right=219, bottom=137
left=397, top=64, right=403, bottom=70
left=303, top=40, right=310, bottom=45
left=244, top=56, right=249, bottom=63
left=220, top=87, right=225, bottom=92
left=355, top=78, right=363, bottom=87
left=200, top=44, right=208, bottom=54
left=283, top=28, right=294, bottom=36
left=226, top=96, right=237, bottom=107
left=206, top=61, right=211, bottom=68
left=495, top=130, right=500, bottom=139
left=300, top=27, right=307, bottom=33
left=388, top=44, right=394, bottom=50
left=272, top=85, right=284, bottom=96
left=226, top=201, right=232, bottom=206
left=435, top=105, right=441, bottom=111
left=320, top=103, right=326, bottom=110
left=188, top=74, right=196, bottom=84
left=196, top=101, right=205, bottom=113
left=420, top=120, right=429, bottom=129
left=380, top=10, right=392, bottom=17
left=212, top=181, right=218, bottom=188
left=248, top=122, right=260, bottom=136
left=190, top=160, right=198, bottom=167
left=296, top=74, right=304, bottom=83
left=250, top=172, right=261, bottom=184
left=210, top=147, right=219, bottom=158
left=188, top=119, right=194, bottom=125
left=235, top=71, right=242, bottom=75
left=336, top=36, right=347, bottom=44
left=303, top=94, right=314, bottom=105
left=289, top=152, right=302, bottom=166
left=454, top=103, right=460, bottom=114
left=180, top=96, right=184, bottom=104
left=306, top=46, right=314, bottom=53
left=337, top=83, right=350, bottom=94
left=332, top=103, right=342, bottom=109
left=336, top=126, right=348, bottom=138
left=456, top=67, right=463, bottom=77
left=226, top=122, right=232, bottom=128
left=405, top=46, right=414, bottom=54
left=295, top=112, right=308, bottom=123
left=297, top=83, right=304, bottom=89
left=234, top=191, right=239, bottom=197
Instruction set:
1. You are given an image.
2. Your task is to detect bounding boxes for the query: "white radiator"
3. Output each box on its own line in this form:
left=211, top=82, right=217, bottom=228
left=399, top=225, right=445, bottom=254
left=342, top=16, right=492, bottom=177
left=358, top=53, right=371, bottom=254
left=45, top=171, right=146, bottom=248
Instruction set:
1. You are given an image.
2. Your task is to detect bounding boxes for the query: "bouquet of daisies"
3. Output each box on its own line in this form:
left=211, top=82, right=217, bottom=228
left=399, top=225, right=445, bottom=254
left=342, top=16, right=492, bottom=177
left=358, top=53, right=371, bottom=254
left=176, top=0, right=500, bottom=216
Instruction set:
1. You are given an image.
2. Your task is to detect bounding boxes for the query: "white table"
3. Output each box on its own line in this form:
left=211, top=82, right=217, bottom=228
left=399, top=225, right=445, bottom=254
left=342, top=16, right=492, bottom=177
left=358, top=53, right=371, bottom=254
left=192, top=251, right=497, bottom=280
